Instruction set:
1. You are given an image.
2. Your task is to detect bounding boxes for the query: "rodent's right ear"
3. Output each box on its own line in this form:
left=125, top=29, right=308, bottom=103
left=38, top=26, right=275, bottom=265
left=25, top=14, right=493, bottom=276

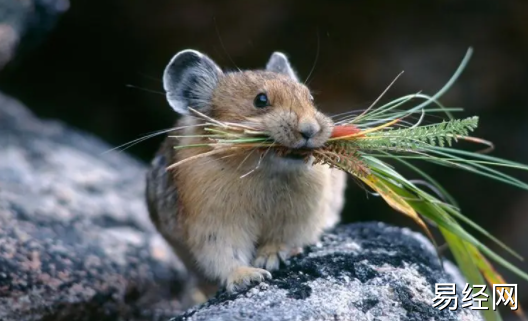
left=266, top=52, right=299, bottom=82
left=163, top=50, right=223, bottom=115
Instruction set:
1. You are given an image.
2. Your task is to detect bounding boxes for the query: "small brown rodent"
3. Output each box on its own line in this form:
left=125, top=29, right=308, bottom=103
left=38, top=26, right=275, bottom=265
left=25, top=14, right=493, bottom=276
left=146, top=49, right=347, bottom=297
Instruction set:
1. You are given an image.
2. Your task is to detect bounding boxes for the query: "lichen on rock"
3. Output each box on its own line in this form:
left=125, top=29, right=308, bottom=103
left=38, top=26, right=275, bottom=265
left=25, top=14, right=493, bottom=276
left=173, top=223, right=483, bottom=321
left=0, top=92, right=187, bottom=321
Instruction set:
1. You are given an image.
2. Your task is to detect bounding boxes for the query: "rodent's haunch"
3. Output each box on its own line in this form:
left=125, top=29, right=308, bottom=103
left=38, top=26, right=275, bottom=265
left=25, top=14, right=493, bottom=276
left=146, top=49, right=347, bottom=297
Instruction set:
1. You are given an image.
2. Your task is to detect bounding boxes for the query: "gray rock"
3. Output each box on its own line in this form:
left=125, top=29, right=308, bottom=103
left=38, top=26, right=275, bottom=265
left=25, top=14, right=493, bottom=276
left=0, top=92, right=186, bottom=321
left=0, top=0, right=68, bottom=69
left=0, top=91, right=485, bottom=321
left=173, top=223, right=483, bottom=321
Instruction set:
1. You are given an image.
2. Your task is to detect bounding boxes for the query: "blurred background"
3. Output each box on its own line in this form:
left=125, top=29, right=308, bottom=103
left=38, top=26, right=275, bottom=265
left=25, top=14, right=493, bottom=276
left=1, top=0, right=527, bottom=313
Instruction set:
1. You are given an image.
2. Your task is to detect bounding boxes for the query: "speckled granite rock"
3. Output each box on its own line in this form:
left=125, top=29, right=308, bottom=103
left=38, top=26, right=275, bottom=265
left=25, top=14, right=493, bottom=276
left=0, top=92, right=186, bottom=321
left=0, top=0, right=68, bottom=69
left=174, top=223, right=483, bottom=321
left=0, top=91, right=484, bottom=321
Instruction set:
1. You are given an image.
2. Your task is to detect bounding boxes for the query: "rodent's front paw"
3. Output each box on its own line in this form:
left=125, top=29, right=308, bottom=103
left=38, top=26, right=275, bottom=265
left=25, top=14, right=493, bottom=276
left=226, top=267, right=272, bottom=293
left=253, top=244, right=303, bottom=271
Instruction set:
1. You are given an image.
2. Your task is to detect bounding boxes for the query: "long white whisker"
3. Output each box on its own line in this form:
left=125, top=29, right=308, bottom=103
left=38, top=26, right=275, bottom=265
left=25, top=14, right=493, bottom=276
left=305, top=29, right=320, bottom=85
left=125, top=84, right=165, bottom=95
left=102, top=123, right=208, bottom=154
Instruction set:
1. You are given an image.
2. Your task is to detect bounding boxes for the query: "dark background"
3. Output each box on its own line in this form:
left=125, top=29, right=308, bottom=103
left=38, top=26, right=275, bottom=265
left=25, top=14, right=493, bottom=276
left=1, top=0, right=527, bottom=311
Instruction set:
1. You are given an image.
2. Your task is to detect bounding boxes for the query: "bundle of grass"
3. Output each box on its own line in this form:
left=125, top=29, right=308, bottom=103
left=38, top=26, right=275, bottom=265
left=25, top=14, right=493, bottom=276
left=163, top=48, right=527, bottom=320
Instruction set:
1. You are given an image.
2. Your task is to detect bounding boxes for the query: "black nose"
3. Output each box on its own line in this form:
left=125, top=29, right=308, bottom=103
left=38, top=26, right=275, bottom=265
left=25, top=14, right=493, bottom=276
left=297, top=119, right=321, bottom=140
left=299, top=127, right=317, bottom=139
left=298, top=121, right=320, bottom=139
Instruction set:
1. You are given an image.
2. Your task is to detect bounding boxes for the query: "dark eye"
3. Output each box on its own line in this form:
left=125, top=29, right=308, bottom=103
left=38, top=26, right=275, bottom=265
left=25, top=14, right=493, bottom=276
left=254, top=93, right=270, bottom=108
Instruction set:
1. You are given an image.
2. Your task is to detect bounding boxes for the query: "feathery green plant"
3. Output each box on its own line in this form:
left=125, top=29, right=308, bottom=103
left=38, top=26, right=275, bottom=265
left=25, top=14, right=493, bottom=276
left=356, top=116, right=479, bottom=150
left=166, top=48, right=528, bottom=321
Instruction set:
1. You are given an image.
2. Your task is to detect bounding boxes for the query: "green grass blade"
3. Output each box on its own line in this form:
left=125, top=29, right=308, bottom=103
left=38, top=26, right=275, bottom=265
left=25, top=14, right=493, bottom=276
left=441, top=228, right=501, bottom=321
left=363, top=157, right=528, bottom=282
left=389, top=155, right=459, bottom=207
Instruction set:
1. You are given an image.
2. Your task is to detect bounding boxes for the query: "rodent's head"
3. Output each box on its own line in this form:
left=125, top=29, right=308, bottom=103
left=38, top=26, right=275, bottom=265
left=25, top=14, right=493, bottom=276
left=163, top=49, right=333, bottom=150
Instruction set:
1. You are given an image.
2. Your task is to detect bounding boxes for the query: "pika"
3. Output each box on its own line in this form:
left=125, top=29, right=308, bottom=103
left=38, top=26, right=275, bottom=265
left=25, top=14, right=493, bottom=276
left=146, top=49, right=347, bottom=296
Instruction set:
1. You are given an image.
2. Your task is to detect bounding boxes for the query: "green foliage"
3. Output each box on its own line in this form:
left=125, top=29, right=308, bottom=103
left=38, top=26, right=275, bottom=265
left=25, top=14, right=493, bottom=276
left=172, top=48, right=528, bottom=321
left=356, top=116, right=479, bottom=151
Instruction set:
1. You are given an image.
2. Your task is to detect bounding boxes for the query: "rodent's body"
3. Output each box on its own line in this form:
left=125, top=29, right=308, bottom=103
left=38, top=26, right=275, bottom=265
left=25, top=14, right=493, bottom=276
left=146, top=50, right=347, bottom=297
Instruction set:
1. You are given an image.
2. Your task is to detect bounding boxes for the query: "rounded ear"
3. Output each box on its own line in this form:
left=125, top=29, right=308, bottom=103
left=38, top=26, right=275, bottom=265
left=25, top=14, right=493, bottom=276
left=265, top=52, right=299, bottom=82
left=163, top=49, right=223, bottom=114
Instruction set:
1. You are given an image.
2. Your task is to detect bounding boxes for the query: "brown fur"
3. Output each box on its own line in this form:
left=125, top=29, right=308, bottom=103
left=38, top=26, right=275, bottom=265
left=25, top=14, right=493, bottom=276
left=147, top=62, right=347, bottom=301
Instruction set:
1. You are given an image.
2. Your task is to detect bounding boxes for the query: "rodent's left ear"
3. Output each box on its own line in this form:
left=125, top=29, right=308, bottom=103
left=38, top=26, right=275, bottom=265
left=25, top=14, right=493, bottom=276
left=163, top=49, right=223, bottom=115
left=265, top=52, right=299, bottom=82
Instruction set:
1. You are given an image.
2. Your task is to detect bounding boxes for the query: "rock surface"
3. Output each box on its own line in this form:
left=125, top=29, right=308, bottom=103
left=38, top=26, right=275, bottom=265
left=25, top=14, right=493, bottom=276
left=0, top=92, right=187, bottom=321
left=0, top=91, right=484, bottom=321
left=174, top=223, right=483, bottom=321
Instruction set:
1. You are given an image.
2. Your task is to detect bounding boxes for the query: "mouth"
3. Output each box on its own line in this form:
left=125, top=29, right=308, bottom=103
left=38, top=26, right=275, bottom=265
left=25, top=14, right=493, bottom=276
left=273, top=147, right=314, bottom=161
